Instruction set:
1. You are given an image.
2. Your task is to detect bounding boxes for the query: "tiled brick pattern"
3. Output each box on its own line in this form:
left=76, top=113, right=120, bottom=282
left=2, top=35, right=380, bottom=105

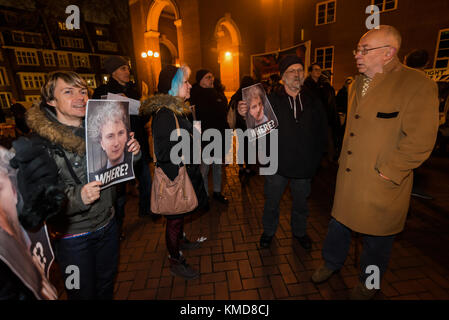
left=52, top=156, right=449, bottom=300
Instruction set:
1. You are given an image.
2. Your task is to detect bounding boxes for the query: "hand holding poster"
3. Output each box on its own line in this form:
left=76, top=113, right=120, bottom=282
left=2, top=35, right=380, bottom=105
left=242, top=83, right=279, bottom=141
left=86, top=100, right=135, bottom=189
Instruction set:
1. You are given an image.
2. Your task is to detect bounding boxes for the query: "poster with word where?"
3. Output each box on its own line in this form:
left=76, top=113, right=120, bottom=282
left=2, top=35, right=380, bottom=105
left=242, top=83, right=279, bottom=141
left=86, top=100, right=134, bottom=189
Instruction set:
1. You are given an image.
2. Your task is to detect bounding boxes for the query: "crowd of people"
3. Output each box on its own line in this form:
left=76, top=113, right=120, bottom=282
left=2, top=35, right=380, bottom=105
left=0, top=25, right=441, bottom=300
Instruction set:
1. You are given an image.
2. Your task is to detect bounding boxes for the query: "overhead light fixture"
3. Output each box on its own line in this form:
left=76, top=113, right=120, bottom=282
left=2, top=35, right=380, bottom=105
left=154, top=52, right=160, bottom=58
left=147, top=50, right=154, bottom=57
left=141, top=52, right=147, bottom=58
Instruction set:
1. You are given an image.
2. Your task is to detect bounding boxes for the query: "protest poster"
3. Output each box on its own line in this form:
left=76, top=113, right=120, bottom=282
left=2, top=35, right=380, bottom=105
left=251, top=41, right=311, bottom=80
left=106, top=92, right=141, bottom=115
left=86, top=100, right=134, bottom=189
left=0, top=146, right=55, bottom=299
left=242, top=83, right=278, bottom=141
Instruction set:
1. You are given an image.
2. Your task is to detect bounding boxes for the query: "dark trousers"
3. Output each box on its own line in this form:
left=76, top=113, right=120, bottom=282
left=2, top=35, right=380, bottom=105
left=115, top=160, right=152, bottom=229
left=54, top=218, right=119, bottom=300
left=262, top=174, right=311, bottom=238
left=135, top=160, right=152, bottom=215
left=115, top=184, right=126, bottom=231
left=322, top=218, right=395, bottom=283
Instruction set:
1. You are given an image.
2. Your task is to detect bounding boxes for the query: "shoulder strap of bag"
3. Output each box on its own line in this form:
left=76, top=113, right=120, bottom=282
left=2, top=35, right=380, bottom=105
left=151, top=108, right=181, bottom=165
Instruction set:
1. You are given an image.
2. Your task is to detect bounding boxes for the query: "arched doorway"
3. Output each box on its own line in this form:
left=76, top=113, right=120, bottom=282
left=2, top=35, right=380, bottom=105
left=215, top=14, right=241, bottom=95
left=145, top=0, right=183, bottom=93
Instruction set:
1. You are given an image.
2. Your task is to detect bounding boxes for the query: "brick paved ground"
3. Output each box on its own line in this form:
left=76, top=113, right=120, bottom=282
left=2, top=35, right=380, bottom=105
left=51, top=155, right=449, bottom=300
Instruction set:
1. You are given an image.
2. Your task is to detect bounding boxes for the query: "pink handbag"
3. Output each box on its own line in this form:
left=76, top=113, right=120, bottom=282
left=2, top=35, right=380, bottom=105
left=150, top=112, right=198, bottom=215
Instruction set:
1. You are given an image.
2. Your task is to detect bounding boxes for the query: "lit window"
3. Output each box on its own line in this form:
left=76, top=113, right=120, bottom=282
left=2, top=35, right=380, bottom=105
left=435, top=29, right=449, bottom=69
left=43, top=51, right=56, bottom=67
left=15, top=49, right=39, bottom=66
left=372, top=0, right=398, bottom=12
left=58, top=21, right=68, bottom=31
left=57, top=53, right=70, bottom=67
left=315, top=46, right=334, bottom=79
left=19, top=73, right=46, bottom=90
left=80, top=74, right=97, bottom=88
left=72, top=54, right=90, bottom=68
left=316, top=0, right=336, bottom=26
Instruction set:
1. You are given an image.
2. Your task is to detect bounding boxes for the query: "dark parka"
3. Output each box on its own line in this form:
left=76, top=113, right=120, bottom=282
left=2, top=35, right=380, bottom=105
left=267, top=86, right=328, bottom=178
left=332, top=57, right=439, bottom=236
left=140, top=94, right=192, bottom=180
left=26, top=103, right=116, bottom=235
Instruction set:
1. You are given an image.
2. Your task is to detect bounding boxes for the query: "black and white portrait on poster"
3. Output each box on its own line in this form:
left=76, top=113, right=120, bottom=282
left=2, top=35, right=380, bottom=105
left=86, top=100, right=134, bottom=189
left=242, top=83, right=279, bottom=141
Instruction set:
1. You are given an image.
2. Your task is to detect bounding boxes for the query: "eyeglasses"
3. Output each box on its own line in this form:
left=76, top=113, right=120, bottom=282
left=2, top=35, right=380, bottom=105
left=353, top=45, right=390, bottom=56
left=285, top=68, right=304, bottom=75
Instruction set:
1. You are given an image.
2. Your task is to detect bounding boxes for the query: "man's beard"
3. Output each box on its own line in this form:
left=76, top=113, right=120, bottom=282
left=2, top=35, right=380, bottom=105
left=285, top=77, right=302, bottom=91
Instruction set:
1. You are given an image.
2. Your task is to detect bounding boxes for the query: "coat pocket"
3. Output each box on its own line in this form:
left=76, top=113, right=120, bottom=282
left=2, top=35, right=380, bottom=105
left=376, top=112, right=399, bottom=119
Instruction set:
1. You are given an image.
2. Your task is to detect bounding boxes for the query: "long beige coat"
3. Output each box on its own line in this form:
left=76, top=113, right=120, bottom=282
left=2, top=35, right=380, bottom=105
left=332, top=57, right=439, bottom=236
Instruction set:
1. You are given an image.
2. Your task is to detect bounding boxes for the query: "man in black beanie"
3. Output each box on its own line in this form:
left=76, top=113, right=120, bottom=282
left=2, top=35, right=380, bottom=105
left=189, top=69, right=229, bottom=204
left=93, top=56, right=155, bottom=239
left=237, top=55, right=327, bottom=250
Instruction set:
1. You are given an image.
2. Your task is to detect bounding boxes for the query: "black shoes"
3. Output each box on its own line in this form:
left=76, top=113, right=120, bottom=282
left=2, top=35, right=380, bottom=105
left=259, top=234, right=273, bottom=248
left=213, top=192, right=229, bottom=204
left=169, top=256, right=200, bottom=280
left=294, top=234, right=312, bottom=250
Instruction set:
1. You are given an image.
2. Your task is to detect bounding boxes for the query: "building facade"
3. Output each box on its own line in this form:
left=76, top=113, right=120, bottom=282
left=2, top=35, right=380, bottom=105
left=0, top=0, right=133, bottom=110
left=130, top=0, right=449, bottom=94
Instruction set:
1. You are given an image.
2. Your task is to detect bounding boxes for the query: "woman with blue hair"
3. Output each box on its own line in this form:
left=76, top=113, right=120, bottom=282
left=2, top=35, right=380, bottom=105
left=140, top=65, right=207, bottom=280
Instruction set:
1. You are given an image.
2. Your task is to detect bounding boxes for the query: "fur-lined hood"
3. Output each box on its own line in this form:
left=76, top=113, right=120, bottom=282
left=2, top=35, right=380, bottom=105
left=139, top=94, right=191, bottom=117
left=26, top=104, right=85, bottom=155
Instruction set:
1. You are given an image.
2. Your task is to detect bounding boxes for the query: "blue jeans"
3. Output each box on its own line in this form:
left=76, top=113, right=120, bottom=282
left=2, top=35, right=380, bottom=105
left=54, top=218, right=119, bottom=300
left=322, top=218, right=395, bottom=283
left=262, top=174, right=311, bottom=238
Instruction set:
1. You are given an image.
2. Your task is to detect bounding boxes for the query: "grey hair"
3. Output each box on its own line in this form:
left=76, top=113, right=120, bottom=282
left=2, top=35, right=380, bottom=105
left=88, top=101, right=129, bottom=143
left=0, top=146, right=18, bottom=194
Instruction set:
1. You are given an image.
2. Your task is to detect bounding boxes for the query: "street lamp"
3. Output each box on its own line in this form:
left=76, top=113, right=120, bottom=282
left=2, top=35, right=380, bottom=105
left=141, top=50, right=160, bottom=94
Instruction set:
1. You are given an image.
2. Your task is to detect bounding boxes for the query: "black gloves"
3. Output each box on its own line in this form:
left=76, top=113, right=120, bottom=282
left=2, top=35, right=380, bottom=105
left=10, top=136, right=67, bottom=230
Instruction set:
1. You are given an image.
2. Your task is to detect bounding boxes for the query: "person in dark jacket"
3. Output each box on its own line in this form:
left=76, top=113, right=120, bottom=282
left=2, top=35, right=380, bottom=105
left=93, top=56, right=155, bottom=238
left=303, top=64, right=340, bottom=162
left=228, top=75, right=257, bottom=182
left=140, top=65, right=205, bottom=280
left=238, top=55, right=327, bottom=250
left=10, top=101, right=30, bottom=136
left=189, top=69, right=229, bottom=204
left=25, top=71, right=141, bottom=299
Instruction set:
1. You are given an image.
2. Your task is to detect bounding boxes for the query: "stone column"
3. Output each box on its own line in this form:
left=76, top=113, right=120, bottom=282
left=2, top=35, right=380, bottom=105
left=144, top=30, right=161, bottom=94
left=174, top=19, right=184, bottom=65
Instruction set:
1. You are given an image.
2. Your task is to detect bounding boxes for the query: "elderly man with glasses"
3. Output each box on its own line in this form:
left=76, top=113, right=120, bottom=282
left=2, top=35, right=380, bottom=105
left=312, top=25, right=439, bottom=299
